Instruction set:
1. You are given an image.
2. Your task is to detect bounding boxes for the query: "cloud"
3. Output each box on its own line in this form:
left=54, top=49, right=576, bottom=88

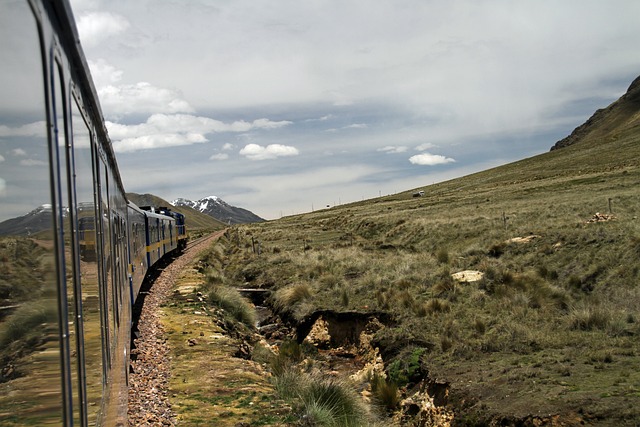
left=305, top=115, right=333, bottom=122
left=113, top=133, right=206, bottom=152
left=378, top=145, right=408, bottom=154
left=222, top=143, right=234, bottom=151
left=209, top=153, right=229, bottom=161
left=88, top=59, right=123, bottom=86
left=409, top=153, right=455, bottom=166
left=77, top=12, right=129, bottom=47
left=239, top=143, right=300, bottom=160
left=11, top=148, right=27, bottom=156
left=0, top=122, right=47, bottom=138
left=98, top=82, right=194, bottom=118
left=415, top=143, right=436, bottom=151
left=20, top=159, right=47, bottom=167
left=344, top=123, right=367, bottom=129
left=107, top=114, right=293, bottom=152
left=0, top=155, right=4, bottom=163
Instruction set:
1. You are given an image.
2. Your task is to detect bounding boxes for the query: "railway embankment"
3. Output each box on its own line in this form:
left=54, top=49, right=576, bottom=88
left=128, top=231, right=290, bottom=426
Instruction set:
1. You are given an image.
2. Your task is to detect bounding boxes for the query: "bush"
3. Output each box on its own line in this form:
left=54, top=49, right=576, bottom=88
left=0, top=303, right=57, bottom=348
left=370, top=373, right=399, bottom=412
left=273, top=283, right=313, bottom=313
left=298, top=375, right=367, bottom=427
left=568, top=304, right=611, bottom=331
left=204, top=285, right=256, bottom=328
left=387, top=347, right=427, bottom=387
left=425, top=298, right=450, bottom=314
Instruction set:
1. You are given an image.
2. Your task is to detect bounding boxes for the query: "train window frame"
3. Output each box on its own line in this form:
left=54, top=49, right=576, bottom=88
left=71, top=87, right=100, bottom=426
left=50, top=42, right=78, bottom=425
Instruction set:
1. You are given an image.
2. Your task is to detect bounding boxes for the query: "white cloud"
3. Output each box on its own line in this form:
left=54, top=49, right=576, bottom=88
left=222, top=143, right=234, bottom=151
left=107, top=114, right=292, bottom=152
left=344, top=123, right=367, bottom=129
left=0, top=155, right=4, bottom=163
left=20, top=159, right=47, bottom=167
left=378, top=146, right=408, bottom=154
left=409, top=153, right=455, bottom=166
left=251, top=118, right=293, bottom=130
left=98, top=82, right=194, bottom=118
left=113, top=133, right=206, bottom=152
left=239, top=143, right=300, bottom=160
left=415, top=143, right=436, bottom=151
left=0, top=122, right=47, bottom=138
left=305, top=115, right=333, bottom=122
left=209, top=153, right=229, bottom=161
left=0, top=177, right=5, bottom=197
left=11, top=148, right=27, bottom=156
left=77, top=12, right=129, bottom=47
left=88, top=59, right=123, bottom=87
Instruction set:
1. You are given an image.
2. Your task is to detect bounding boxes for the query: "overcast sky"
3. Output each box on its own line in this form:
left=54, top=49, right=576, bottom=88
left=68, top=0, right=640, bottom=220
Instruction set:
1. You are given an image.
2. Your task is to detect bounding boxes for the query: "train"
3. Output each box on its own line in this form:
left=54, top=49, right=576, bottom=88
left=0, top=0, right=186, bottom=425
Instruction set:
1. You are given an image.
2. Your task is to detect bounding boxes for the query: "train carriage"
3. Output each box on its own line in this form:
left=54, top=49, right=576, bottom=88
left=127, top=202, right=148, bottom=302
left=0, top=1, right=185, bottom=426
left=140, top=208, right=177, bottom=268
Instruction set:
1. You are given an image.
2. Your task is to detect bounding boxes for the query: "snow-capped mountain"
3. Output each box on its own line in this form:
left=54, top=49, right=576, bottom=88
left=171, top=196, right=264, bottom=224
left=0, top=204, right=57, bottom=236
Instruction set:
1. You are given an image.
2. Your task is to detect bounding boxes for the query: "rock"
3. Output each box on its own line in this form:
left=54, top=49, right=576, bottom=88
left=451, top=270, right=484, bottom=283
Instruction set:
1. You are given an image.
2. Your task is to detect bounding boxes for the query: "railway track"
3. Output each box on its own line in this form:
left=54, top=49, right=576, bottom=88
left=128, top=230, right=224, bottom=425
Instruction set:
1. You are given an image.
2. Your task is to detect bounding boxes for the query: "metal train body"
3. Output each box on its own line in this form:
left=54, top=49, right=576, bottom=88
left=0, top=1, right=185, bottom=425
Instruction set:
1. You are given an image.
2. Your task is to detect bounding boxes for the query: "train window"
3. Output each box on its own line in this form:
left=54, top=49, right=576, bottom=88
left=54, top=57, right=83, bottom=426
left=0, top=1, right=63, bottom=425
left=98, top=158, right=114, bottom=367
left=72, top=97, right=102, bottom=425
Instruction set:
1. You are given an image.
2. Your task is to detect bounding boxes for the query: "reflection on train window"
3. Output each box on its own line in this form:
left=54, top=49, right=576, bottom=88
left=55, top=58, right=83, bottom=426
left=73, top=97, right=103, bottom=425
left=99, top=159, right=114, bottom=367
left=0, top=1, right=63, bottom=425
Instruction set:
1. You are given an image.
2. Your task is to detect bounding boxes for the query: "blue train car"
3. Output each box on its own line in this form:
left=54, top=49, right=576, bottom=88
left=127, top=202, right=148, bottom=301
left=158, top=207, right=188, bottom=250
left=140, top=207, right=177, bottom=267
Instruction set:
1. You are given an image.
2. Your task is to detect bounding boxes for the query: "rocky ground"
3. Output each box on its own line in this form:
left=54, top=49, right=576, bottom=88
left=127, top=232, right=224, bottom=426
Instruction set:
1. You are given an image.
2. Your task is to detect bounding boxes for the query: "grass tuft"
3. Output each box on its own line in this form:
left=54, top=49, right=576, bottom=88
left=202, top=284, right=256, bottom=328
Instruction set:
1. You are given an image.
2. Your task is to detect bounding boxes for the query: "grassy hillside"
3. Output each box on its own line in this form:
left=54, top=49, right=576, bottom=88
left=126, top=193, right=225, bottom=232
left=203, top=85, right=640, bottom=425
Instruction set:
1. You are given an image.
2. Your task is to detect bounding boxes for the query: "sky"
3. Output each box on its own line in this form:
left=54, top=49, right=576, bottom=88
left=67, top=0, right=640, bottom=220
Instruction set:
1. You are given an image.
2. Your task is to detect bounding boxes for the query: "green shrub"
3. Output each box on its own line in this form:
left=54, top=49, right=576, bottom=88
left=204, top=285, right=256, bottom=328
left=388, top=347, right=427, bottom=387
left=273, top=283, right=313, bottom=313
left=568, top=304, right=611, bottom=331
left=298, top=376, right=366, bottom=427
left=436, top=248, right=450, bottom=264
left=425, top=298, right=450, bottom=314
left=370, top=372, right=399, bottom=412
left=0, top=302, right=57, bottom=349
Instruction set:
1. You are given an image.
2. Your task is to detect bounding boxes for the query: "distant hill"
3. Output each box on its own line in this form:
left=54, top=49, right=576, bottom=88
left=172, top=196, right=264, bottom=225
left=551, top=74, right=640, bottom=150
left=0, top=204, right=55, bottom=236
left=126, top=193, right=226, bottom=231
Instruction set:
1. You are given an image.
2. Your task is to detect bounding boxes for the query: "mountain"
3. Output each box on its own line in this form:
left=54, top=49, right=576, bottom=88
left=172, top=196, right=264, bottom=224
left=551, top=74, right=640, bottom=150
left=0, top=204, right=56, bottom=236
left=126, top=193, right=226, bottom=230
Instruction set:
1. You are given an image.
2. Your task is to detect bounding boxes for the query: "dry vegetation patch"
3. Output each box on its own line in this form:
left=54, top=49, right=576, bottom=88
left=211, top=137, right=640, bottom=425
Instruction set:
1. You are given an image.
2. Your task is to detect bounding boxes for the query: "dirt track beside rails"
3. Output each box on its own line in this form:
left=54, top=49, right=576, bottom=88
left=128, top=232, right=224, bottom=426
